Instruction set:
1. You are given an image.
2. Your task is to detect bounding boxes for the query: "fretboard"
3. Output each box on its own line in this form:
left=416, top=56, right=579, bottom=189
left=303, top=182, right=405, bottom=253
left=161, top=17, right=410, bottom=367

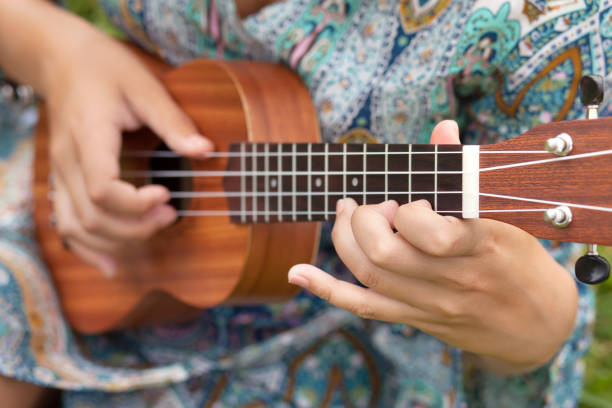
left=223, top=143, right=479, bottom=224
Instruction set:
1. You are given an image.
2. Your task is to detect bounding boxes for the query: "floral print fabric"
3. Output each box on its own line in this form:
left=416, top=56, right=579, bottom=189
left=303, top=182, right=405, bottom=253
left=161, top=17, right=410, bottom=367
left=1, top=0, right=611, bottom=406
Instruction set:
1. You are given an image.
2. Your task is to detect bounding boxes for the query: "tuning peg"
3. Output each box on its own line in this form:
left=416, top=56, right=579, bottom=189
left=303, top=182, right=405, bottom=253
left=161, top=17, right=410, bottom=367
left=575, top=244, right=611, bottom=285
left=580, top=74, right=611, bottom=119
left=574, top=76, right=611, bottom=284
left=544, top=133, right=573, bottom=156
left=580, top=75, right=604, bottom=106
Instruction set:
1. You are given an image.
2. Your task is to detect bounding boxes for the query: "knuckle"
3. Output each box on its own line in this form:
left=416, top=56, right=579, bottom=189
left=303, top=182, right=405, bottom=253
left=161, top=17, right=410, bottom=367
left=352, top=205, right=367, bottom=220
left=349, top=302, right=376, bottom=320
left=368, top=239, right=394, bottom=266
left=356, top=268, right=380, bottom=289
left=435, top=298, right=465, bottom=320
left=429, top=230, right=459, bottom=256
left=318, top=284, right=334, bottom=304
left=453, top=271, right=485, bottom=292
left=479, top=231, right=499, bottom=256
left=87, top=183, right=109, bottom=206
left=79, top=212, right=101, bottom=233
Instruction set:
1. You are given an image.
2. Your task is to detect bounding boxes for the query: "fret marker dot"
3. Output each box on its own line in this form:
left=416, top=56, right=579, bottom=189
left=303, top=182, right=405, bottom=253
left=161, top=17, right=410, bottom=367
left=352, top=177, right=359, bottom=187
left=315, top=177, right=322, bottom=188
left=270, top=179, right=277, bottom=189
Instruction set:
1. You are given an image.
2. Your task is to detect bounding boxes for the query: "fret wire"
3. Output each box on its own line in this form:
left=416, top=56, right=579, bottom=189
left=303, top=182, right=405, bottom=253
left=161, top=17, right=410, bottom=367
left=126, top=170, right=465, bottom=177
left=342, top=144, right=347, bottom=199
left=124, top=149, right=550, bottom=158
left=384, top=144, right=388, bottom=202
left=307, top=143, right=312, bottom=221
left=171, top=190, right=463, bottom=198
left=240, top=143, right=246, bottom=223
left=252, top=144, right=257, bottom=222
left=362, top=144, right=367, bottom=205
left=324, top=143, right=329, bottom=221
left=278, top=144, right=282, bottom=222
left=179, top=210, right=468, bottom=217
left=264, top=143, right=269, bottom=222
left=292, top=144, right=297, bottom=221
left=434, top=144, right=438, bottom=211
left=408, top=144, right=412, bottom=203
left=177, top=208, right=558, bottom=217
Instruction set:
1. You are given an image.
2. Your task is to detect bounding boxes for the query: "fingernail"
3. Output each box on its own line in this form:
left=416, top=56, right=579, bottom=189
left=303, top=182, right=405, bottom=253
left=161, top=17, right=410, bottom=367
left=157, top=206, right=178, bottom=226
left=336, top=199, right=344, bottom=215
left=186, top=135, right=213, bottom=152
left=143, top=186, right=169, bottom=203
left=288, top=269, right=310, bottom=289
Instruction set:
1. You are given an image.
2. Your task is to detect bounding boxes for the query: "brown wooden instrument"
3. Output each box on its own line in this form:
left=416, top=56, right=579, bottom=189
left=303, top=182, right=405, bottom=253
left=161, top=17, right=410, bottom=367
left=33, top=53, right=612, bottom=334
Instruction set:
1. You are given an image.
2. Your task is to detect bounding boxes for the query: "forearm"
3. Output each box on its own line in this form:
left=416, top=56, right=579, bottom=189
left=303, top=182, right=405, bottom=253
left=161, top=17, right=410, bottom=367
left=0, top=0, right=103, bottom=96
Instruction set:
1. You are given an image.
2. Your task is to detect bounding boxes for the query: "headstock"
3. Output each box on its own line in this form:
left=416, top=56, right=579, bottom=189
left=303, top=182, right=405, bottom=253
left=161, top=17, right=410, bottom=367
left=480, top=75, right=611, bottom=284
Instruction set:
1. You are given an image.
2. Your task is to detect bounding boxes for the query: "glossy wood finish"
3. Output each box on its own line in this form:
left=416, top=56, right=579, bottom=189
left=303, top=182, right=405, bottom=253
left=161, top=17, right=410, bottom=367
left=480, top=117, right=612, bottom=245
left=32, top=48, right=611, bottom=333
left=33, top=54, right=320, bottom=333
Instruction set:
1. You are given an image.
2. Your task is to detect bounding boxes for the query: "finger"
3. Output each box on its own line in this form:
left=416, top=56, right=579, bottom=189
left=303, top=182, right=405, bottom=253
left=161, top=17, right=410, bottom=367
left=393, top=200, right=488, bottom=257
left=65, top=238, right=117, bottom=278
left=349, top=201, right=438, bottom=277
left=53, top=175, right=124, bottom=254
left=429, top=120, right=460, bottom=145
left=53, top=155, right=177, bottom=242
left=74, top=124, right=171, bottom=216
left=123, top=69, right=214, bottom=157
left=333, top=199, right=454, bottom=308
left=51, top=115, right=170, bottom=217
left=288, top=263, right=430, bottom=324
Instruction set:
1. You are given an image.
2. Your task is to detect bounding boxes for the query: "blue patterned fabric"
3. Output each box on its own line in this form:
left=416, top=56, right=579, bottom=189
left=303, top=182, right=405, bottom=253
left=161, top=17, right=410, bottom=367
left=1, top=0, right=611, bottom=406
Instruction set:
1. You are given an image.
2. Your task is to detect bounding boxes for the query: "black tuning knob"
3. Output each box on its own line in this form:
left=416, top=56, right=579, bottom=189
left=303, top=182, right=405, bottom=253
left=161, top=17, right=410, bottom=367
left=580, top=75, right=605, bottom=106
left=580, top=74, right=612, bottom=109
left=575, top=254, right=610, bottom=284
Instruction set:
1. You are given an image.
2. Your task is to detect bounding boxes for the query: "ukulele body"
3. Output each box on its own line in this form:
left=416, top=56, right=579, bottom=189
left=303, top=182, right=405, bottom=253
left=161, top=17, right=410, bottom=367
left=33, top=56, right=321, bottom=334
left=32, top=50, right=612, bottom=334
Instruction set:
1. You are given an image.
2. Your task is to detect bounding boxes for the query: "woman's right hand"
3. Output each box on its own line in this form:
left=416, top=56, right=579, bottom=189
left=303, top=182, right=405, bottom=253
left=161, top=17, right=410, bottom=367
left=43, top=20, right=213, bottom=277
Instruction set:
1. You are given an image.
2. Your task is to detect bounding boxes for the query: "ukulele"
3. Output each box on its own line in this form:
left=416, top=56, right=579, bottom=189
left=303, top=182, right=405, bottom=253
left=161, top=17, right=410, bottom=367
left=33, top=50, right=612, bottom=334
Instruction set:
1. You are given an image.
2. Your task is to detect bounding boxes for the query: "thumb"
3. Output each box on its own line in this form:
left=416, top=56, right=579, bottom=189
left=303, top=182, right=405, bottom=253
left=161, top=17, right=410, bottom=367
left=430, top=120, right=460, bottom=145
left=125, top=73, right=214, bottom=157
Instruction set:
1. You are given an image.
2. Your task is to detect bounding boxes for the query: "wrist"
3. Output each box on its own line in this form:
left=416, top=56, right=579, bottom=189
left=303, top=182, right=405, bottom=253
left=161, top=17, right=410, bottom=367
left=0, top=1, right=76, bottom=93
left=38, top=10, right=108, bottom=98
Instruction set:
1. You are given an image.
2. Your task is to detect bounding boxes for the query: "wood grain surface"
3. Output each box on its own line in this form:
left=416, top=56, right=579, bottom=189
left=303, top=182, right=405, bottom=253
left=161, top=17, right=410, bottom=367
left=33, top=49, right=320, bottom=333
left=480, top=117, right=612, bottom=245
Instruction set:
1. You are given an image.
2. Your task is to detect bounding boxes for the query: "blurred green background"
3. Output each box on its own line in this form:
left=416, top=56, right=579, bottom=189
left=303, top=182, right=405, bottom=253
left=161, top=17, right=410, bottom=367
left=583, top=246, right=612, bottom=408
left=64, top=1, right=612, bottom=406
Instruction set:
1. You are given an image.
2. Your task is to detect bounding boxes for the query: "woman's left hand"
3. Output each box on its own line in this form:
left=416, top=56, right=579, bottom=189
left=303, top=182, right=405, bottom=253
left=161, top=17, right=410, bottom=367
left=288, top=121, right=579, bottom=374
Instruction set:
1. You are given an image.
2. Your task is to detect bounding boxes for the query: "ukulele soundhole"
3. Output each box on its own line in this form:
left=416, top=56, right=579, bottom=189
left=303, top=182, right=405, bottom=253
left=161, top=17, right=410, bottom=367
left=149, top=143, right=192, bottom=214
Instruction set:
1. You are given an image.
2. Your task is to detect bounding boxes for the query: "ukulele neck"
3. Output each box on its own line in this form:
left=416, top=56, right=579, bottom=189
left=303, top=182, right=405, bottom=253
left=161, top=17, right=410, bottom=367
left=223, top=143, right=480, bottom=224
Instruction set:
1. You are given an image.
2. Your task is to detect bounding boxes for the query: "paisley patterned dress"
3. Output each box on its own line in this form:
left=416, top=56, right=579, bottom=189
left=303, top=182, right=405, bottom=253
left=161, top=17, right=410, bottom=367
left=1, top=0, right=611, bottom=406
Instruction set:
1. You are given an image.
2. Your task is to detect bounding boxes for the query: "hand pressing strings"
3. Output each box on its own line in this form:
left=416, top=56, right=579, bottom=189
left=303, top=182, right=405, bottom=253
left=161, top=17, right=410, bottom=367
left=288, top=120, right=579, bottom=374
